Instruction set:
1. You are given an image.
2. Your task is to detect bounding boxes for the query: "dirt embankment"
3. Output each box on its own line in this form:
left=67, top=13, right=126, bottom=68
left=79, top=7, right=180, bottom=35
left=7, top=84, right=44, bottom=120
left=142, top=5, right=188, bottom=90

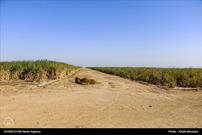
left=0, top=68, right=202, bottom=128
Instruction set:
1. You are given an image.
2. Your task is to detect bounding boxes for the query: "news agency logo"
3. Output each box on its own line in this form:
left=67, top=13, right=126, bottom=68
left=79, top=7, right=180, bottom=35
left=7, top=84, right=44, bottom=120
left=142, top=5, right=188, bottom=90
left=3, top=117, right=14, bottom=127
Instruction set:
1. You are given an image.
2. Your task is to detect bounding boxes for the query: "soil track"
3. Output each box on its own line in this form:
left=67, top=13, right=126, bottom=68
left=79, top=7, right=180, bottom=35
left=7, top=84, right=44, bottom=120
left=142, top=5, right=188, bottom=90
left=0, top=68, right=202, bottom=128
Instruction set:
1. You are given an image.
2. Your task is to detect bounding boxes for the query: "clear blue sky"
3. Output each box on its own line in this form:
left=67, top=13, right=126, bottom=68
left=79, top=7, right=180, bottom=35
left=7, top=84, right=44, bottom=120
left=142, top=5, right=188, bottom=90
left=0, top=0, right=201, bottom=67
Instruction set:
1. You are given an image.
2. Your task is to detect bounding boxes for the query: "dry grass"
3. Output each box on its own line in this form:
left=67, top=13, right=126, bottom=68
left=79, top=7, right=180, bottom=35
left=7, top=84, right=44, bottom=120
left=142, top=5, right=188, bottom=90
left=0, top=60, right=79, bottom=82
left=90, top=67, right=202, bottom=88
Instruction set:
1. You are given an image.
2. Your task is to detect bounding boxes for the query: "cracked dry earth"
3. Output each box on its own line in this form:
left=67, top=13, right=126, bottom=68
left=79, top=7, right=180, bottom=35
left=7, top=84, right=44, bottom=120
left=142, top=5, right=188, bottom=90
left=0, top=68, right=202, bottom=128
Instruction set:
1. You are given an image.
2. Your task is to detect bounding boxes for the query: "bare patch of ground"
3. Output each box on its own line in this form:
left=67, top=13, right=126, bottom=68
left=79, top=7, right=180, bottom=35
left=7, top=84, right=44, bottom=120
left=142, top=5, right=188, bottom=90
left=0, top=68, right=201, bottom=128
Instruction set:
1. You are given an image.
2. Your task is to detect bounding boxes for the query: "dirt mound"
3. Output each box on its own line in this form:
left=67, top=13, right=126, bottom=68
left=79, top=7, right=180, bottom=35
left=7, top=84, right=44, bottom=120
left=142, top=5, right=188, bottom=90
left=75, top=77, right=96, bottom=85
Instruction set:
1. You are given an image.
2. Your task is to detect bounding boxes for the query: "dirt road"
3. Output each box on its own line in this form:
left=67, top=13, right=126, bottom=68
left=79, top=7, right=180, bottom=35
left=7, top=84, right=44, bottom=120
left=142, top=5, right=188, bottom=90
left=0, top=68, right=202, bottom=128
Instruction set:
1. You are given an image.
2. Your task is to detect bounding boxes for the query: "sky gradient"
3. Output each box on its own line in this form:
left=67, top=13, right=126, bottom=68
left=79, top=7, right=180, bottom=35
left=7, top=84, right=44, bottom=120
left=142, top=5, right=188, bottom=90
left=0, top=0, right=201, bottom=67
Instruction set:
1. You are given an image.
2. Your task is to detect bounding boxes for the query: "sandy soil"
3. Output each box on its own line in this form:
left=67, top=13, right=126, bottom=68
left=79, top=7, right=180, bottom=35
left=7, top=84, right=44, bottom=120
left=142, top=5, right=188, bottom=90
left=0, top=68, right=202, bottom=128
